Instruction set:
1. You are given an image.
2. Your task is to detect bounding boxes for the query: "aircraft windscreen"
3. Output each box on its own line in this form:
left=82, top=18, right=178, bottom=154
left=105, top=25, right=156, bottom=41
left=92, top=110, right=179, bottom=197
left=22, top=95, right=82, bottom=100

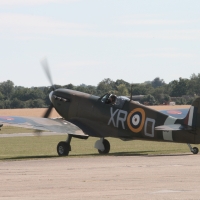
left=100, top=93, right=110, bottom=103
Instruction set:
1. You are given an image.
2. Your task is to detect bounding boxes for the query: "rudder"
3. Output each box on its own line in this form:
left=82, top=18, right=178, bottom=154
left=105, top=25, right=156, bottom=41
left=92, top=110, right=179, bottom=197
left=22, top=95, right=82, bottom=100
left=184, top=97, right=200, bottom=128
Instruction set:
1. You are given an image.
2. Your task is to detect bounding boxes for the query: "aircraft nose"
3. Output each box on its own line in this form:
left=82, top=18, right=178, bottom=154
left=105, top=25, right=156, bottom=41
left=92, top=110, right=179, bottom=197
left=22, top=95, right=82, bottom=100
left=49, top=91, right=54, bottom=103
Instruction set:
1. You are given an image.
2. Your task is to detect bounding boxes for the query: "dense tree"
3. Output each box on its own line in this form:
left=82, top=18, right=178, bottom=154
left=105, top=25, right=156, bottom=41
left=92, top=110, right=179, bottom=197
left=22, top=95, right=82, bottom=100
left=187, top=73, right=200, bottom=96
left=26, top=99, right=45, bottom=108
left=0, top=91, right=4, bottom=100
left=97, top=78, right=115, bottom=95
left=141, top=94, right=156, bottom=105
left=151, top=87, right=164, bottom=103
left=170, top=78, right=188, bottom=97
left=116, top=84, right=129, bottom=96
left=163, top=94, right=171, bottom=104
left=176, top=97, right=186, bottom=105
left=3, top=100, right=11, bottom=108
left=10, top=98, right=24, bottom=108
left=0, top=80, right=14, bottom=99
left=63, top=83, right=75, bottom=90
left=84, top=85, right=97, bottom=95
left=132, top=84, right=153, bottom=95
left=151, top=77, right=165, bottom=88
left=1, top=73, right=200, bottom=108
left=151, top=87, right=170, bottom=104
left=0, top=101, right=4, bottom=109
left=115, top=79, right=130, bottom=91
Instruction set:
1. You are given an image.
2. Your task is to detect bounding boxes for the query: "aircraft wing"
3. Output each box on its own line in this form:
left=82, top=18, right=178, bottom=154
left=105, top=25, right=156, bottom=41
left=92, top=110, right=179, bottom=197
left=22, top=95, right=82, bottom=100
left=159, top=108, right=189, bottom=118
left=0, top=116, right=88, bottom=138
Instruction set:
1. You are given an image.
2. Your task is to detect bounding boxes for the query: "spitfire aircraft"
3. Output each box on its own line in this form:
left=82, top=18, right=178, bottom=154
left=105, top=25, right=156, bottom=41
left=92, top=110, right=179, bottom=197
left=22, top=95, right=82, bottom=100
left=0, top=60, right=199, bottom=156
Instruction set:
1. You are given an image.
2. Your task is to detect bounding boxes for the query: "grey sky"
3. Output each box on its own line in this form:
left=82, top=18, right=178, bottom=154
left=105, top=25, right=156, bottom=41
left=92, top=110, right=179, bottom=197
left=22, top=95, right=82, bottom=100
left=1, top=0, right=200, bottom=87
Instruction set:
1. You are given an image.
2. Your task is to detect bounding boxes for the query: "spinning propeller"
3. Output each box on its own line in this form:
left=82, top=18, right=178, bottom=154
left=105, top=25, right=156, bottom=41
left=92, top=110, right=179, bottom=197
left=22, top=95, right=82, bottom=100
left=40, top=58, right=55, bottom=118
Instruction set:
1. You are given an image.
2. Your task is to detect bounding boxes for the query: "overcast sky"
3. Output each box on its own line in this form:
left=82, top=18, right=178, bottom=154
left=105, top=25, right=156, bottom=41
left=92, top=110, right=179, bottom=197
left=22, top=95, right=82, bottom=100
left=1, top=0, right=200, bottom=87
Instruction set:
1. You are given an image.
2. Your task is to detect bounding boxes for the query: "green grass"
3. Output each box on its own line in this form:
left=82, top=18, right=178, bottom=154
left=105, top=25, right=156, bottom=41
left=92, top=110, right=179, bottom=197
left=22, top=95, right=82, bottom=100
left=0, top=135, right=199, bottom=161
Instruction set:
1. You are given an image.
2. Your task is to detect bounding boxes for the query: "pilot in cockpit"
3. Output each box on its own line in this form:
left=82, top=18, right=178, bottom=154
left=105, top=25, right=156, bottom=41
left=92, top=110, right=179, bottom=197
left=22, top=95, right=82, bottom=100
left=107, top=94, right=116, bottom=105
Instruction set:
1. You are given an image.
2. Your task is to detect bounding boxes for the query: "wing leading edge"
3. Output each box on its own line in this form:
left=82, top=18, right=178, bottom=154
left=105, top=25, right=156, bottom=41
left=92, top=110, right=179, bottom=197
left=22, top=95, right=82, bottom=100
left=0, top=116, right=88, bottom=138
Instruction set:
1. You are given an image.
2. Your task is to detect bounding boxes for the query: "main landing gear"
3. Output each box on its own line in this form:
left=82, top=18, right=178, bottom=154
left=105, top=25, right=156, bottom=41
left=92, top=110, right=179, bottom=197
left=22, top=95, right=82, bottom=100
left=187, top=143, right=199, bottom=154
left=56, top=135, right=111, bottom=156
left=94, top=138, right=110, bottom=154
left=57, top=135, right=72, bottom=156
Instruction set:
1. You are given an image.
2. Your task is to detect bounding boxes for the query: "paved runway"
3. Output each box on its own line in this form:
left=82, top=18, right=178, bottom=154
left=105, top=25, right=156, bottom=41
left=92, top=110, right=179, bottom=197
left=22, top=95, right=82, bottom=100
left=1, top=155, right=200, bottom=200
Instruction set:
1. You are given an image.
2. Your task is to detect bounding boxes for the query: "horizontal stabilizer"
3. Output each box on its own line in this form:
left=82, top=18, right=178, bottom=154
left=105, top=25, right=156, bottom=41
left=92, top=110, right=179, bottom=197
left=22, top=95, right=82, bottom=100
left=155, top=124, right=191, bottom=131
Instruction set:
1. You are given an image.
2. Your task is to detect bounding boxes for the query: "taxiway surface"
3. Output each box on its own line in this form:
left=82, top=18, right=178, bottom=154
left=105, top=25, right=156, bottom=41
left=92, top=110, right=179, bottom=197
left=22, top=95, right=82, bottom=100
left=1, top=155, right=200, bottom=200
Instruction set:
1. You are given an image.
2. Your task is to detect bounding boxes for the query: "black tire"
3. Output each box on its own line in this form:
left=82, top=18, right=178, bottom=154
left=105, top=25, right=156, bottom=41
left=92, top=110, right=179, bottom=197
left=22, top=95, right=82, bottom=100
left=98, top=139, right=110, bottom=154
left=57, top=141, right=71, bottom=156
left=192, top=147, right=199, bottom=154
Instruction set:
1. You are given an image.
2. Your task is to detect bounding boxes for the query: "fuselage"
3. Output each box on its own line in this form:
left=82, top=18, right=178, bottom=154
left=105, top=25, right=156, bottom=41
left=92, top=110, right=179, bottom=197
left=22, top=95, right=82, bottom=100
left=50, top=88, right=199, bottom=144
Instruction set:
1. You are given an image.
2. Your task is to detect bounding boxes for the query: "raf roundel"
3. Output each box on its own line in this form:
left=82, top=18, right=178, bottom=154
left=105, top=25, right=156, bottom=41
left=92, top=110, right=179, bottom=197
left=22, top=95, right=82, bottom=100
left=127, top=108, right=145, bottom=133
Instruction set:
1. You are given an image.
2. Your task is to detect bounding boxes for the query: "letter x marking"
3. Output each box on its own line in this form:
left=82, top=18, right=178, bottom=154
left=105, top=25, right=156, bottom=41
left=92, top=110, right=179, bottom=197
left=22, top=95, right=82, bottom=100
left=108, top=107, right=119, bottom=127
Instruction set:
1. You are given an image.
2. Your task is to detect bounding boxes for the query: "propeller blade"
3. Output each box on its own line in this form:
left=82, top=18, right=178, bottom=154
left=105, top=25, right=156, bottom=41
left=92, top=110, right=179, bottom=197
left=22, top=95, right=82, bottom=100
left=41, top=58, right=55, bottom=120
left=43, top=103, right=54, bottom=118
left=33, top=129, right=43, bottom=137
left=35, top=103, right=53, bottom=136
left=41, top=58, right=56, bottom=90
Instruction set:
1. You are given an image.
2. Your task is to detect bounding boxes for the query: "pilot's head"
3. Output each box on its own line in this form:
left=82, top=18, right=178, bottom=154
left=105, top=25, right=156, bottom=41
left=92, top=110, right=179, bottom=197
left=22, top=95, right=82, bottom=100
left=110, top=95, right=116, bottom=103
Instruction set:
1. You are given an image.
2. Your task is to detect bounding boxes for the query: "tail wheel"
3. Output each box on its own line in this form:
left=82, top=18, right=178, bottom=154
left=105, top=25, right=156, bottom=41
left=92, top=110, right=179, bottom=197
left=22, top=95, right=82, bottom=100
left=98, top=139, right=110, bottom=154
left=192, top=147, right=199, bottom=154
left=57, top=141, right=71, bottom=156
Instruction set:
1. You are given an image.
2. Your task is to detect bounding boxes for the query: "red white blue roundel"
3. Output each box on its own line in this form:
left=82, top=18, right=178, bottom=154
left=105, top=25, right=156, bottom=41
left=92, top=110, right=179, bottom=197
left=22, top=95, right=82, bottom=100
left=127, top=108, right=145, bottom=133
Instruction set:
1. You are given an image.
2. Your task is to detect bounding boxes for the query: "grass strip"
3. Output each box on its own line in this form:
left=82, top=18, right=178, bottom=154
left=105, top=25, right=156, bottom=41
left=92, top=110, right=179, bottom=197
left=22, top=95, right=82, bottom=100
left=0, top=136, right=198, bottom=160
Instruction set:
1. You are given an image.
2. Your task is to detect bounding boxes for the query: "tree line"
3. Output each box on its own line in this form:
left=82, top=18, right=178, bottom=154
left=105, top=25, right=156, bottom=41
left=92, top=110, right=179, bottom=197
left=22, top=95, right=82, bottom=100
left=0, top=73, right=200, bottom=108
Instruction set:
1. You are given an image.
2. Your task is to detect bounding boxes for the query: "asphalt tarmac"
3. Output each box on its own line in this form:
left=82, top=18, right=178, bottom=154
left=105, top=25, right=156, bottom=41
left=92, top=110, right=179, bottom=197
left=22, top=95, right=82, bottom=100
left=1, top=155, right=200, bottom=200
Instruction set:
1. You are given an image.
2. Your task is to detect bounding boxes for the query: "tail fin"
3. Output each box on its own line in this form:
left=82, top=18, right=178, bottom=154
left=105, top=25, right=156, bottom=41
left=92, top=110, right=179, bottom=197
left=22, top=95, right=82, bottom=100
left=183, top=97, right=200, bottom=128
left=155, top=99, right=199, bottom=132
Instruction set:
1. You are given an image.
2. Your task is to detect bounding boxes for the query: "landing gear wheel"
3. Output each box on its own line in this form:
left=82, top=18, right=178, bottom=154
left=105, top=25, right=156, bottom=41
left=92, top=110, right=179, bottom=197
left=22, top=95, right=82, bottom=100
left=192, top=147, right=199, bottom=154
left=57, top=141, right=71, bottom=156
left=98, top=139, right=110, bottom=154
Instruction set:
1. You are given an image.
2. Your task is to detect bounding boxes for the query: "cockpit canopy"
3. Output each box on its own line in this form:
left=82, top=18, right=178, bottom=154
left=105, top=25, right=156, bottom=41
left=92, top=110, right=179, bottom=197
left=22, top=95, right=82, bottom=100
left=100, top=93, right=130, bottom=108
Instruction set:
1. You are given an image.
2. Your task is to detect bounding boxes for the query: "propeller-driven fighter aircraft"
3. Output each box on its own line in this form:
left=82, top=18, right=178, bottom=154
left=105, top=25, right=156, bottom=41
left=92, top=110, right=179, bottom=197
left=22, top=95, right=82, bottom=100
left=0, top=60, right=199, bottom=156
